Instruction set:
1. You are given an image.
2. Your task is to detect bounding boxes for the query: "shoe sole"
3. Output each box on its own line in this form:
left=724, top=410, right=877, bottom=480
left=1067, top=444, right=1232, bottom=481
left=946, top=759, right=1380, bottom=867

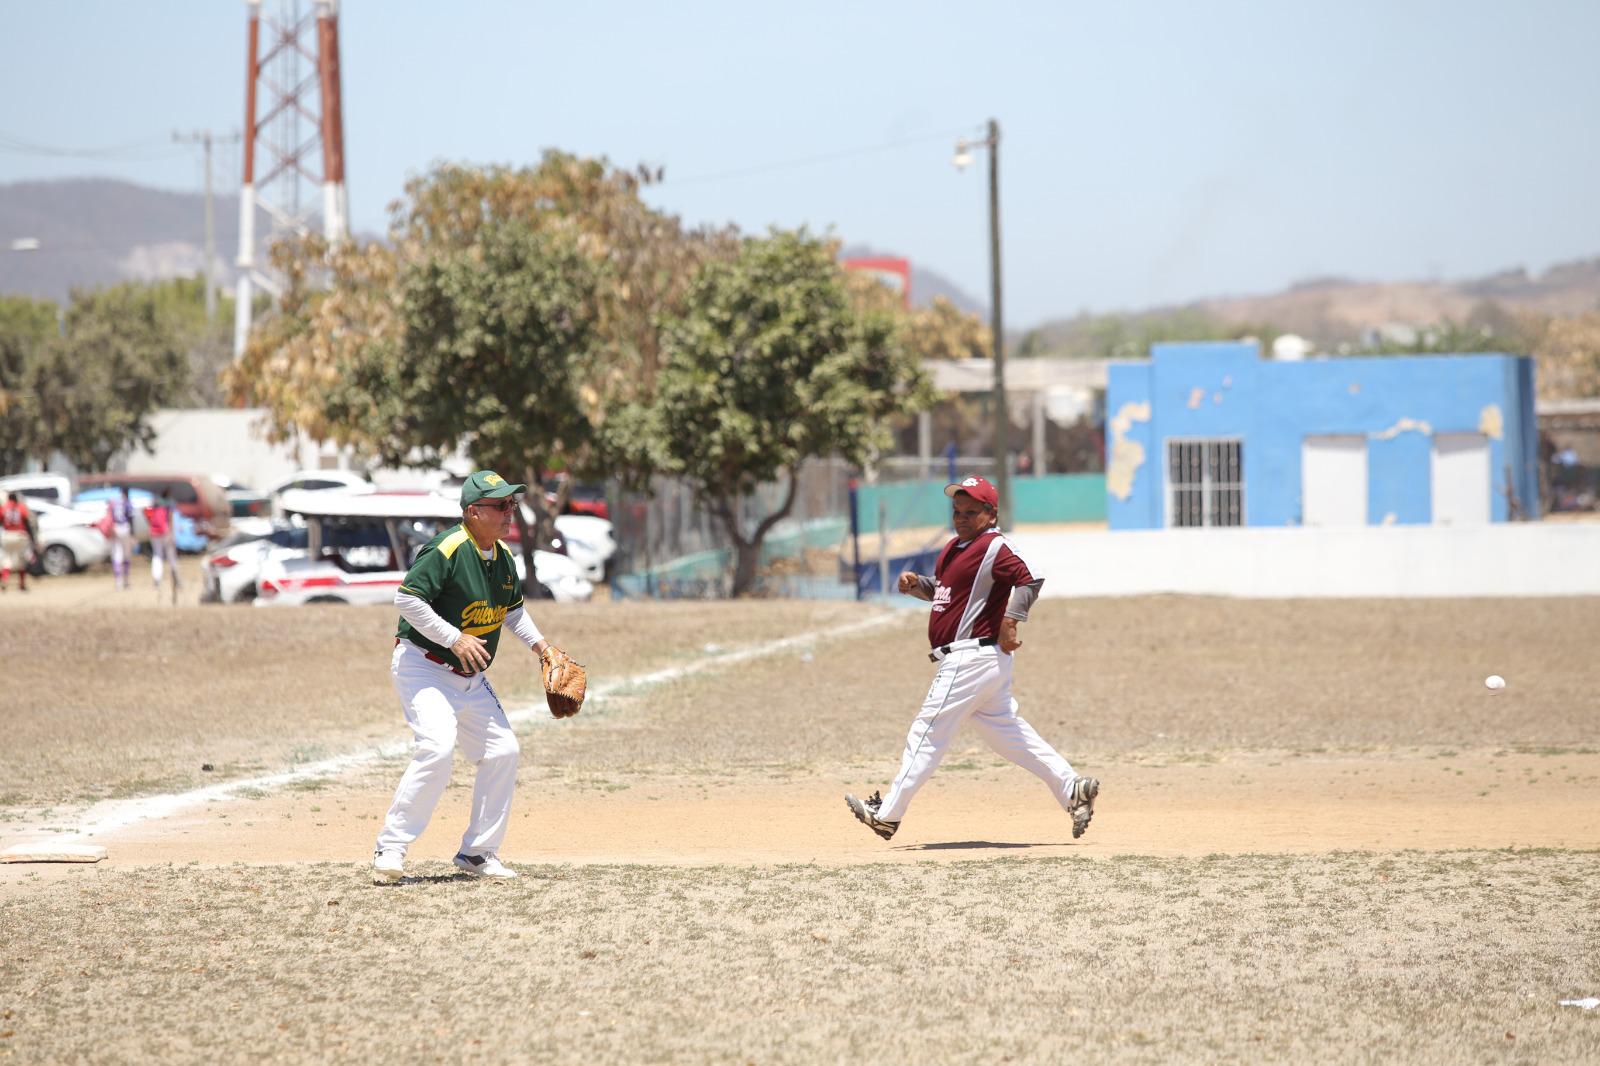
left=1070, top=777, right=1100, bottom=839
left=372, top=865, right=403, bottom=883
left=844, top=793, right=898, bottom=841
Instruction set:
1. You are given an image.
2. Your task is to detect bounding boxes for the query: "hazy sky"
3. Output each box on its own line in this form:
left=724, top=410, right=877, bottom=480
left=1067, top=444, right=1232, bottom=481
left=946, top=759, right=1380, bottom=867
left=3, top=1, right=1598, bottom=328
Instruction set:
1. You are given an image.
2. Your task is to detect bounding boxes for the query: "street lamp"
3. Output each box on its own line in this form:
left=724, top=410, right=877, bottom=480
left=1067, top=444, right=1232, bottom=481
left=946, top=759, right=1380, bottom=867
left=954, top=118, right=1010, bottom=529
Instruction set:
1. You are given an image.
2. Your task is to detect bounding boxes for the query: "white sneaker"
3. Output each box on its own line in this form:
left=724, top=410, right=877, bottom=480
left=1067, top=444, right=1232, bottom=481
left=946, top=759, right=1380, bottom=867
left=453, top=852, right=518, bottom=879
left=372, top=849, right=404, bottom=882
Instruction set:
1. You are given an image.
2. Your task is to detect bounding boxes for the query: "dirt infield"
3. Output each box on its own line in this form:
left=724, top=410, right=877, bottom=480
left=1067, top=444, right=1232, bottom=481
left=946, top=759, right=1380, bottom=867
left=1, top=589, right=1597, bottom=1063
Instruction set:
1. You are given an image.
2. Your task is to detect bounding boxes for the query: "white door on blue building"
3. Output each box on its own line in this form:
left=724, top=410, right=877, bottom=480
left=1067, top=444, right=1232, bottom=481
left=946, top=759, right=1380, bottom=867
left=1302, top=435, right=1367, bottom=526
left=1432, top=433, right=1491, bottom=525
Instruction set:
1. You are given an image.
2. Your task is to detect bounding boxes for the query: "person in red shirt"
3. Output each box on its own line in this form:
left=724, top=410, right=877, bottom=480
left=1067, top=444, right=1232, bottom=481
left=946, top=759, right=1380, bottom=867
left=143, top=494, right=181, bottom=604
left=0, top=492, right=36, bottom=591
left=845, top=475, right=1098, bottom=842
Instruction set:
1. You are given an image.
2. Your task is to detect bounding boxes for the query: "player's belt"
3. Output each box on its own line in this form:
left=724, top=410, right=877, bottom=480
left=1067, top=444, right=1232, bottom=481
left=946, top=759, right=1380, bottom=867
left=928, top=636, right=997, bottom=662
left=397, top=637, right=476, bottom=677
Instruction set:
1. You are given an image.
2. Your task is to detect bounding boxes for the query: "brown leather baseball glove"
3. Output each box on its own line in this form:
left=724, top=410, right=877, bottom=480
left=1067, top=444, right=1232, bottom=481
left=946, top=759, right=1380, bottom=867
left=539, top=645, right=587, bottom=719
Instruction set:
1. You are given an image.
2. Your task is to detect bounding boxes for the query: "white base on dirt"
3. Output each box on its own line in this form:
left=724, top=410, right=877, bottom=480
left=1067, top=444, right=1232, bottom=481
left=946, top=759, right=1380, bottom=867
left=1, top=843, right=109, bottom=864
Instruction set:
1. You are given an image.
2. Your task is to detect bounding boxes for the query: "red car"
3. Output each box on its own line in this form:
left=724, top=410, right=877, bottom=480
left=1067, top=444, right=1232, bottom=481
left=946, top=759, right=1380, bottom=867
left=77, top=472, right=232, bottom=541
left=547, top=478, right=609, bottom=520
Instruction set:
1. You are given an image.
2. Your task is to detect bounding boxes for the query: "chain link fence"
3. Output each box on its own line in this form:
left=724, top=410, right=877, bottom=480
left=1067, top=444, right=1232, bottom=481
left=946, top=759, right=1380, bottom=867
left=607, top=452, right=1107, bottom=601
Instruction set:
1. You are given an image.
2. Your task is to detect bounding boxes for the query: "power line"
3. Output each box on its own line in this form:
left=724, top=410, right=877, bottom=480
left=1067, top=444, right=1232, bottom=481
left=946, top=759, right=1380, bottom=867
left=0, top=130, right=184, bottom=161
left=659, top=126, right=982, bottom=187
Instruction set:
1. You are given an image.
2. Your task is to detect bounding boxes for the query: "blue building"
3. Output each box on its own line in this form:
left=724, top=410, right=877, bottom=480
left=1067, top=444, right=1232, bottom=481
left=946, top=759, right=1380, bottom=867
left=1105, top=341, right=1539, bottom=530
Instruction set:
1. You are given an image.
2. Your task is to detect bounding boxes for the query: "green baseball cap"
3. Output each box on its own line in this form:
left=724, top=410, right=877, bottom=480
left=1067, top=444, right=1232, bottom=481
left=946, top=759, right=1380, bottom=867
left=460, top=470, right=526, bottom=507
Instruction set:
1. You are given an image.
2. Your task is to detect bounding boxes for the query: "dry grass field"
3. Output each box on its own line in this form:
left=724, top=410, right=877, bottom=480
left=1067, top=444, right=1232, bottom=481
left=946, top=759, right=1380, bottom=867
left=1, top=579, right=1598, bottom=1063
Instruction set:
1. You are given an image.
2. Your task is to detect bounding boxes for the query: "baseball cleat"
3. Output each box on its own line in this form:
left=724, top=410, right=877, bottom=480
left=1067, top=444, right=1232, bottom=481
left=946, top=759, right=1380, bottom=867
left=845, top=791, right=900, bottom=841
left=453, top=852, right=518, bottom=879
left=372, top=849, right=405, bottom=883
left=1068, top=776, right=1099, bottom=839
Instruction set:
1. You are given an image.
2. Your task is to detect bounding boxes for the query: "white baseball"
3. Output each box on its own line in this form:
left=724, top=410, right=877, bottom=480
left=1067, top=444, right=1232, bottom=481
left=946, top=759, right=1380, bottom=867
left=1484, top=674, right=1506, bottom=691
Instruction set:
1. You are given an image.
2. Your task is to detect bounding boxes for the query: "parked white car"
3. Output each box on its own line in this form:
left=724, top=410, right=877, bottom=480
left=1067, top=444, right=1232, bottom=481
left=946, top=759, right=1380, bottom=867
left=25, top=499, right=111, bottom=576
left=547, top=512, right=616, bottom=584
left=200, top=528, right=309, bottom=604
left=262, top=470, right=376, bottom=498
left=252, top=491, right=593, bottom=607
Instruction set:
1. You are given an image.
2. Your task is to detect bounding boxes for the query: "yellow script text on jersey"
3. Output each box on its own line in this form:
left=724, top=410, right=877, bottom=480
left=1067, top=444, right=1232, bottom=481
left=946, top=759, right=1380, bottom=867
left=460, top=599, right=509, bottom=636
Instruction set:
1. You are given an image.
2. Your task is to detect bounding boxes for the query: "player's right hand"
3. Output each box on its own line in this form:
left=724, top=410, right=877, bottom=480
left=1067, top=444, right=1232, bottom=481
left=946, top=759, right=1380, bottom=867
left=896, top=571, right=920, bottom=594
left=452, top=632, right=490, bottom=673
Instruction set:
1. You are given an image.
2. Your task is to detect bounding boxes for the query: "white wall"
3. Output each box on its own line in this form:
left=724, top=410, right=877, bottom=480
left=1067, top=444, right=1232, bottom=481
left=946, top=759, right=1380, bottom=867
left=125, top=409, right=329, bottom=489
left=1011, top=524, right=1600, bottom=598
left=126, top=409, right=469, bottom=493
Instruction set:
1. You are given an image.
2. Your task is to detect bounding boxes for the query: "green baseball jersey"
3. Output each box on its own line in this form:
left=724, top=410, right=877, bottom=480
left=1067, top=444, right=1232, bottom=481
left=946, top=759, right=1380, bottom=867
left=396, top=524, right=523, bottom=671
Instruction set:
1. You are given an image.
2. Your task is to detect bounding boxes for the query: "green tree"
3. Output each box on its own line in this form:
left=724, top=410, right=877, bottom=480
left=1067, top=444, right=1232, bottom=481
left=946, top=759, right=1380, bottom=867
left=630, top=229, right=931, bottom=596
left=0, top=295, right=60, bottom=471
left=143, top=276, right=238, bottom=408
left=394, top=154, right=737, bottom=408
left=229, top=154, right=736, bottom=452
left=30, top=284, right=190, bottom=471
left=323, top=222, right=603, bottom=595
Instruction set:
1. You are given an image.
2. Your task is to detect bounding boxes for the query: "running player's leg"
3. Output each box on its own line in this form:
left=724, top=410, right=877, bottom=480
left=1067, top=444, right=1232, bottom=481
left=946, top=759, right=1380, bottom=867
left=968, top=655, right=1079, bottom=811
left=164, top=537, right=181, bottom=602
left=376, top=648, right=462, bottom=853
left=452, top=677, right=520, bottom=858
left=877, top=652, right=991, bottom=822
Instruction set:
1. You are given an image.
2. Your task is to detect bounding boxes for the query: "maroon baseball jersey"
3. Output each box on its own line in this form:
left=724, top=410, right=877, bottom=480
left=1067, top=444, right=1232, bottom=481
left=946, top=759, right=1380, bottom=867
left=927, top=530, right=1035, bottom=647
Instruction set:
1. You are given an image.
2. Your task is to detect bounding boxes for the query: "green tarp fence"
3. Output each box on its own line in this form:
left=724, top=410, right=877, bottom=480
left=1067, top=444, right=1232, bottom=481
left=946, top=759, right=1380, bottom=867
left=854, top=473, right=1107, bottom=531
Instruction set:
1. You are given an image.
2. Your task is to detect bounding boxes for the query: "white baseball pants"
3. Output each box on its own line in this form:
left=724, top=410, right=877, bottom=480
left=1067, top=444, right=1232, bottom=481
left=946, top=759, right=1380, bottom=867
left=0, top=530, right=27, bottom=573
left=111, top=525, right=135, bottom=587
left=149, top=533, right=179, bottom=590
left=878, top=644, right=1080, bottom=823
left=376, top=641, right=521, bottom=858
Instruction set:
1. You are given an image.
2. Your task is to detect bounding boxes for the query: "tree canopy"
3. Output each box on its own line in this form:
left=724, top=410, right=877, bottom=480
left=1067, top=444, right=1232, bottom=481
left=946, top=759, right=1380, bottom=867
left=0, top=285, right=190, bottom=473
left=227, top=152, right=736, bottom=460
left=628, top=228, right=931, bottom=594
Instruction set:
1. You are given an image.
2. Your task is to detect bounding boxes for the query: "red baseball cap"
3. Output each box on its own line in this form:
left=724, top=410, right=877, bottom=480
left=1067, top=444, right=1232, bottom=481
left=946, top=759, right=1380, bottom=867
left=944, top=475, right=998, bottom=510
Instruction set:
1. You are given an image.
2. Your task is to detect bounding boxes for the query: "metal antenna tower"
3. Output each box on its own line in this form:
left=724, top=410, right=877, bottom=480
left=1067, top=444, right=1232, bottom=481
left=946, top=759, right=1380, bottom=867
left=233, top=0, right=348, bottom=356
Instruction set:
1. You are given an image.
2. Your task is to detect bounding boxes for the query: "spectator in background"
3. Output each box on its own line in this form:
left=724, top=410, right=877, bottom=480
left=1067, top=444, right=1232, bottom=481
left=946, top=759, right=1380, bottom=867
left=107, top=487, right=137, bottom=590
left=0, top=491, right=35, bottom=592
left=144, top=493, right=181, bottom=604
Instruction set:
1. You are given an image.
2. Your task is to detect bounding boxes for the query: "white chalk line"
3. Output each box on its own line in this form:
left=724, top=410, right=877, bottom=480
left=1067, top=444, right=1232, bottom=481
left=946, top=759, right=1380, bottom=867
left=9, top=609, right=909, bottom=847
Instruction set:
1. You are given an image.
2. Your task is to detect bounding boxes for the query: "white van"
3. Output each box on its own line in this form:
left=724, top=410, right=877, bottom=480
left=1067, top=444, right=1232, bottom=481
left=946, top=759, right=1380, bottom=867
left=253, top=490, right=593, bottom=606
left=0, top=473, right=74, bottom=506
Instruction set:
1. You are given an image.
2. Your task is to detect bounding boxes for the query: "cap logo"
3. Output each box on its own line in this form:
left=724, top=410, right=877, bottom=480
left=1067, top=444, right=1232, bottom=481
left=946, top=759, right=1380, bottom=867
left=483, top=473, right=504, bottom=486
left=963, top=477, right=980, bottom=487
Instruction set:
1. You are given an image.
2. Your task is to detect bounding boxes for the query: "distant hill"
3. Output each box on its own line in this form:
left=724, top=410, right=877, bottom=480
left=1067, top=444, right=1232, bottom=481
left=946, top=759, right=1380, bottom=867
left=0, top=180, right=993, bottom=317
left=1027, top=260, right=1600, bottom=357
left=6, top=178, right=1599, bottom=354
left=0, top=178, right=243, bottom=303
left=1198, top=262, right=1600, bottom=345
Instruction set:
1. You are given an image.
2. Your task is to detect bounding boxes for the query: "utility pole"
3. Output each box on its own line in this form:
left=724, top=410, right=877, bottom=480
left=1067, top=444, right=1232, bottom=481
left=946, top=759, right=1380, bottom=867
left=986, top=117, right=1009, bottom=530
left=953, top=118, right=1010, bottom=527
left=173, top=129, right=241, bottom=323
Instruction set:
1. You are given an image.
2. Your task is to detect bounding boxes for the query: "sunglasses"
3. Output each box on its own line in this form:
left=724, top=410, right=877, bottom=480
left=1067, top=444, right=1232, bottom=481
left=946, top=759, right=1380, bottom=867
left=474, top=499, right=516, bottom=513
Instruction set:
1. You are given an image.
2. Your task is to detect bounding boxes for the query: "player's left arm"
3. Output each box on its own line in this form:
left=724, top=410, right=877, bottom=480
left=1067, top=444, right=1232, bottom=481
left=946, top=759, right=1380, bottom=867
left=504, top=605, right=549, bottom=656
left=995, top=545, right=1044, bottom=653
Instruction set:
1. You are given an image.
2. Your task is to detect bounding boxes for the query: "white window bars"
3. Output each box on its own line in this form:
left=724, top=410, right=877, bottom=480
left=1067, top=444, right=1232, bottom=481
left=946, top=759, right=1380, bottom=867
left=1166, top=439, right=1244, bottom=528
